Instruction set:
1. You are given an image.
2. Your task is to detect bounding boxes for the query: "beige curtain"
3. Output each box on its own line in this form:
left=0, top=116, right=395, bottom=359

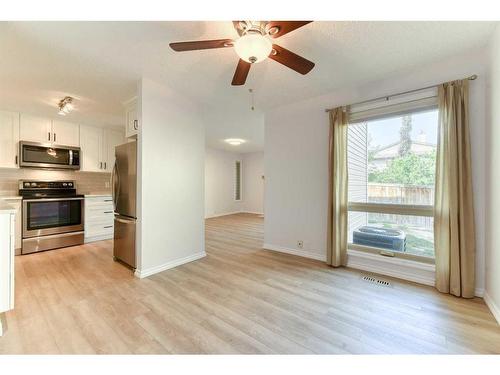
left=434, top=79, right=476, bottom=298
left=327, top=107, right=348, bottom=267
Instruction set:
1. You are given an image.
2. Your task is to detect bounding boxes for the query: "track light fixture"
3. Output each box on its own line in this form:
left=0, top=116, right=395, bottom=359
left=58, top=96, right=74, bottom=116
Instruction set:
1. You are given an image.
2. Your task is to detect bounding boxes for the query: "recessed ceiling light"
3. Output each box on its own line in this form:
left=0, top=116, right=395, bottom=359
left=225, top=138, right=246, bottom=146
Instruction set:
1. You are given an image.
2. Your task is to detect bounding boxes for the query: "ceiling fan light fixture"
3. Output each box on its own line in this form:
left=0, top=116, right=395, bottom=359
left=234, top=33, right=272, bottom=64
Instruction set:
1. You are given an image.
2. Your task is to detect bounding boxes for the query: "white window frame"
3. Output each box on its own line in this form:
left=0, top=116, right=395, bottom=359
left=347, top=202, right=435, bottom=264
left=347, top=88, right=438, bottom=264
left=234, top=160, right=242, bottom=202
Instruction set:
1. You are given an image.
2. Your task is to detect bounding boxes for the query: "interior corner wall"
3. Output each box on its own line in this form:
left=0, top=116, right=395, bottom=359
left=137, top=78, right=205, bottom=275
left=205, top=147, right=243, bottom=218
left=485, top=25, right=500, bottom=323
left=264, top=47, right=488, bottom=295
left=205, top=148, right=264, bottom=218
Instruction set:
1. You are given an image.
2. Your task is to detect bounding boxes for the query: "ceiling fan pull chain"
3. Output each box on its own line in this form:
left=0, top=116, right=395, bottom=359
left=249, top=88, right=255, bottom=111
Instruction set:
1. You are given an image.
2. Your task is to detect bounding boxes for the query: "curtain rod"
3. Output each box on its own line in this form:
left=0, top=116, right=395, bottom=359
left=325, top=74, right=477, bottom=113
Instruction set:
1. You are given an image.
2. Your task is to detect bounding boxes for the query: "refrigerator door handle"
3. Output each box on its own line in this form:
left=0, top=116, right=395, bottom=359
left=112, top=162, right=120, bottom=210
left=111, top=163, right=117, bottom=209
left=115, top=216, right=135, bottom=224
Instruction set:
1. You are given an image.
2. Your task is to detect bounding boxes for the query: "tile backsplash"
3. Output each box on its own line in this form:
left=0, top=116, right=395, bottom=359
left=0, top=168, right=111, bottom=196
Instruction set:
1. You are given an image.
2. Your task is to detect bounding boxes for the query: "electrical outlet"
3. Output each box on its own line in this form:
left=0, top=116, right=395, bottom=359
left=297, top=240, right=304, bottom=249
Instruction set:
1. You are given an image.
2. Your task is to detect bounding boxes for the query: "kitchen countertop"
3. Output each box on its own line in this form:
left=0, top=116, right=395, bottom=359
left=0, top=200, right=16, bottom=214
left=0, top=196, right=22, bottom=200
left=84, top=193, right=112, bottom=197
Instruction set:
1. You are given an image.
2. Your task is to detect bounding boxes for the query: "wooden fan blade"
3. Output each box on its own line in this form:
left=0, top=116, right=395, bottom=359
left=169, top=39, right=233, bottom=52
left=232, top=21, right=245, bottom=37
left=231, top=59, right=251, bottom=86
left=269, top=44, right=315, bottom=75
left=266, top=21, right=312, bottom=38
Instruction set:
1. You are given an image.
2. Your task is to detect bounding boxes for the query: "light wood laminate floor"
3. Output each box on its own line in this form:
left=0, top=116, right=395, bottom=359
left=1, top=213, right=499, bottom=354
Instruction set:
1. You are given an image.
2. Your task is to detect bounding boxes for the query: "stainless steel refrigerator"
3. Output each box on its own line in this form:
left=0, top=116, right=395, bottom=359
left=112, top=141, right=137, bottom=268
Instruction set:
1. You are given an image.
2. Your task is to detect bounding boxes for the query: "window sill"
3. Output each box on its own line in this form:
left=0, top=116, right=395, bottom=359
left=346, top=248, right=436, bottom=287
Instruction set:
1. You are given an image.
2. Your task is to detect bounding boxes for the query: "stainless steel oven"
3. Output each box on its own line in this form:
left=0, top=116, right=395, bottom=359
left=19, top=141, right=81, bottom=170
left=19, top=180, right=85, bottom=255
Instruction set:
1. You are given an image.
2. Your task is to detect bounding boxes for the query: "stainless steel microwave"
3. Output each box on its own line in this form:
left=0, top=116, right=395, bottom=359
left=19, top=141, right=81, bottom=170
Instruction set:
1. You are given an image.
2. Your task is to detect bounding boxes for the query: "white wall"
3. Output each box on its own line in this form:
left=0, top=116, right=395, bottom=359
left=485, top=26, right=500, bottom=323
left=205, top=148, right=264, bottom=218
left=242, top=152, right=265, bottom=214
left=265, top=47, right=488, bottom=294
left=137, top=78, right=205, bottom=277
left=205, top=148, right=243, bottom=218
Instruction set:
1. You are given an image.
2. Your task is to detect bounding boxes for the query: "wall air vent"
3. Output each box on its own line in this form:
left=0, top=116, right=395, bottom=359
left=362, top=275, right=392, bottom=287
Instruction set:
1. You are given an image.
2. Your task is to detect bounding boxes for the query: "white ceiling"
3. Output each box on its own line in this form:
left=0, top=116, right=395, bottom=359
left=0, top=21, right=496, bottom=151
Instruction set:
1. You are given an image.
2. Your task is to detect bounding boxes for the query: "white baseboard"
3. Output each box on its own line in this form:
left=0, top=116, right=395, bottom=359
left=475, top=288, right=485, bottom=298
left=205, top=211, right=241, bottom=219
left=84, top=234, right=113, bottom=243
left=263, top=243, right=326, bottom=261
left=484, top=291, right=500, bottom=325
left=205, top=211, right=263, bottom=219
left=134, top=251, right=206, bottom=279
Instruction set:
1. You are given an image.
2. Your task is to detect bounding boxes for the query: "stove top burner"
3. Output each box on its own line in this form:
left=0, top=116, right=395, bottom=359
left=18, top=180, right=80, bottom=199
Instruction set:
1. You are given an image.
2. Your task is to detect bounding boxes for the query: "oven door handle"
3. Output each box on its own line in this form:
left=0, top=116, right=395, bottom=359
left=23, top=197, right=84, bottom=203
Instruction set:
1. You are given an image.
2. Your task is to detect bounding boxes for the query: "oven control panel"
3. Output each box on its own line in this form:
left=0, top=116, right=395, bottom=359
left=19, top=180, right=75, bottom=190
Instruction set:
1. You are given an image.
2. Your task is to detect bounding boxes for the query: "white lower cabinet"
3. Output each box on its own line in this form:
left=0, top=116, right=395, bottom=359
left=2, top=199, right=22, bottom=253
left=84, top=196, right=114, bottom=243
left=0, top=207, right=15, bottom=336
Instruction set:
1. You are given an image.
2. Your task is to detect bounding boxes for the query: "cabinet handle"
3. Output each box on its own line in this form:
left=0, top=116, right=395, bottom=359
left=15, top=155, right=18, bottom=165
left=133, top=120, right=138, bottom=130
left=54, top=133, right=56, bottom=142
left=104, top=162, right=107, bottom=170
left=104, top=211, right=113, bottom=214
left=48, top=132, right=51, bottom=141
left=103, top=225, right=113, bottom=229
left=100, top=162, right=103, bottom=169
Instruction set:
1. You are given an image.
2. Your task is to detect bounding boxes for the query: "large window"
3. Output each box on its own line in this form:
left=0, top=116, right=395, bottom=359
left=347, top=109, right=438, bottom=260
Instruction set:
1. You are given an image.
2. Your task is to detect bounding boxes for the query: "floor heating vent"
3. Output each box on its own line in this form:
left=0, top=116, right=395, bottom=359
left=362, top=275, right=391, bottom=287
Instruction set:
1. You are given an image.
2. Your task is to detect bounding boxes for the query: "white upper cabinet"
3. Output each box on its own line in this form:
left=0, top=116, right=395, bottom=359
left=2, top=110, right=124, bottom=173
left=0, top=111, right=20, bottom=168
left=124, top=97, right=138, bottom=138
left=52, top=120, right=79, bottom=146
left=19, top=114, right=51, bottom=143
left=104, top=129, right=125, bottom=172
left=79, top=126, right=124, bottom=173
left=80, top=125, right=103, bottom=172
left=19, top=114, right=80, bottom=146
